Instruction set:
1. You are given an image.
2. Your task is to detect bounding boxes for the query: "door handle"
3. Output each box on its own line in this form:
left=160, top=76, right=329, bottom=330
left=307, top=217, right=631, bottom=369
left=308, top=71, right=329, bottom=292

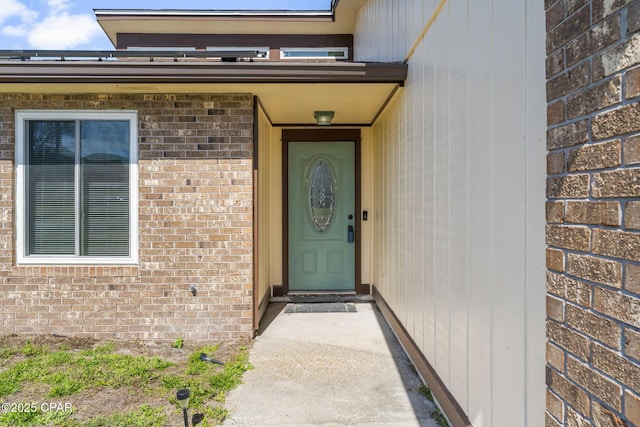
left=347, top=225, right=354, bottom=243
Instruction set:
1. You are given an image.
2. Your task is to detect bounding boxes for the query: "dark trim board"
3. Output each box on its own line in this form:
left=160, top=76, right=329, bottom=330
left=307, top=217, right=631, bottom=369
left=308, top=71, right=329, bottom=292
left=252, top=95, right=260, bottom=170
left=274, top=122, right=372, bottom=128
left=256, top=284, right=271, bottom=334
left=0, top=61, right=408, bottom=85
left=272, top=284, right=285, bottom=297
left=356, top=283, right=370, bottom=294
left=372, top=286, right=472, bottom=427
left=282, top=129, right=363, bottom=295
left=252, top=169, right=260, bottom=332
left=252, top=99, right=260, bottom=332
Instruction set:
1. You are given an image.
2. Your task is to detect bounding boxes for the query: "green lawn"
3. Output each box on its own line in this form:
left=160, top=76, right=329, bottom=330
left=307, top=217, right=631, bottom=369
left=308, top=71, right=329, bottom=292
left=0, top=335, right=253, bottom=427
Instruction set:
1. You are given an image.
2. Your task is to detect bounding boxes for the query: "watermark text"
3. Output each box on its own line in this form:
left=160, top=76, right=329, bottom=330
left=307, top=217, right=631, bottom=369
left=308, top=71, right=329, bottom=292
left=1, top=402, right=73, bottom=413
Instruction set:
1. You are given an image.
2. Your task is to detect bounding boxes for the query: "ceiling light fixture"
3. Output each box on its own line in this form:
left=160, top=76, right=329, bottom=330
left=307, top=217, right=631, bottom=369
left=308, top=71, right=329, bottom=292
left=314, top=111, right=334, bottom=126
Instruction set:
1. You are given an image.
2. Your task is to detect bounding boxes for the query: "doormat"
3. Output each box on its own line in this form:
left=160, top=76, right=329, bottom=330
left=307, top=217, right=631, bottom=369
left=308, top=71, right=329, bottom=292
left=284, top=302, right=357, bottom=313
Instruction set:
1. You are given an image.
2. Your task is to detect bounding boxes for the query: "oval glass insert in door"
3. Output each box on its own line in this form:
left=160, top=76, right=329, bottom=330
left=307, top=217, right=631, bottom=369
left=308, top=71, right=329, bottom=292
left=307, top=158, right=336, bottom=232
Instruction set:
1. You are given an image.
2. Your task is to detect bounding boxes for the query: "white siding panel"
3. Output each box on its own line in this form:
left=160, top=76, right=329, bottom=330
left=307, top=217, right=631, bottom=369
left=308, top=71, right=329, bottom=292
left=491, top=0, right=527, bottom=425
left=433, top=7, right=450, bottom=385
left=404, top=75, right=415, bottom=339
left=423, top=38, right=437, bottom=363
left=355, top=0, right=439, bottom=62
left=448, top=0, right=469, bottom=410
left=466, top=1, right=495, bottom=425
left=525, top=0, right=547, bottom=425
left=357, top=0, right=545, bottom=426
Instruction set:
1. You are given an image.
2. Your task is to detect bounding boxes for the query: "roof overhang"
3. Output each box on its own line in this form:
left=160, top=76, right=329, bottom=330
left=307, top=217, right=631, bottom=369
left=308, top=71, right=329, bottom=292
left=0, top=60, right=407, bottom=126
left=95, top=0, right=365, bottom=47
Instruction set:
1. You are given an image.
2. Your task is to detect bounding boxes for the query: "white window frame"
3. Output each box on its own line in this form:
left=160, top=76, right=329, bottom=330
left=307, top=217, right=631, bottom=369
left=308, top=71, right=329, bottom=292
left=15, top=110, right=139, bottom=265
left=279, top=47, right=348, bottom=60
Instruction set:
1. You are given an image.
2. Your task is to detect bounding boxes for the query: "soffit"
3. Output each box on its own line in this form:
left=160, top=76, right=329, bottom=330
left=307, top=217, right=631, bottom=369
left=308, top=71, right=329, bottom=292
left=95, top=0, right=366, bottom=48
left=0, top=82, right=394, bottom=126
left=0, top=60, right=402, bottom=125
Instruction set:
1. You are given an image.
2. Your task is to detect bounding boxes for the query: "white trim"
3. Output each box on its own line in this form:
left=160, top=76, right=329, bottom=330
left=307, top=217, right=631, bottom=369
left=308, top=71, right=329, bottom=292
left=15, top=110, right=139, bottom=265
left=95, top=9, right=334, bottom=17
left=280, top=47, right=348, bottom=59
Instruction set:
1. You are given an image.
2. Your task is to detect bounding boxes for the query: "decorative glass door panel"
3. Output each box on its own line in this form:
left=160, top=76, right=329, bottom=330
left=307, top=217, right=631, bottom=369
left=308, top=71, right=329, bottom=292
left=307, top=158, right=336, bottom=232
left=288, top=142, right=355, bottom=291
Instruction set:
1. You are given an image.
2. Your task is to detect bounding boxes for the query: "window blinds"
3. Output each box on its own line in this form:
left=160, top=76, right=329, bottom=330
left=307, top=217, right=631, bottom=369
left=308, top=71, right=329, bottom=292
left=26, top=120, right=130, bottom=257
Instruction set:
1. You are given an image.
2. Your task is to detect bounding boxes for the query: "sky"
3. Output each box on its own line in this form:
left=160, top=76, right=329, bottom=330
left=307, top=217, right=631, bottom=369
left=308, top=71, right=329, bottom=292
left=0, top=0, right=332, bottom=50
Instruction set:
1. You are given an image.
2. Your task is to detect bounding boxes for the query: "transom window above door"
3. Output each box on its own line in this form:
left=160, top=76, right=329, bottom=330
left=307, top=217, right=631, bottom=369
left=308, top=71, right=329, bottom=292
left=15, top=110, right=138, bottom=264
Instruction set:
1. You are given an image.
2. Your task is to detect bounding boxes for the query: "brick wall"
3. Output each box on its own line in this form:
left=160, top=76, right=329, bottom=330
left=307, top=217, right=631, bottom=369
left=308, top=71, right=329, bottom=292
left=0, top=93, right=255, bottom=342
left=546, top=0, right=640, bottom=425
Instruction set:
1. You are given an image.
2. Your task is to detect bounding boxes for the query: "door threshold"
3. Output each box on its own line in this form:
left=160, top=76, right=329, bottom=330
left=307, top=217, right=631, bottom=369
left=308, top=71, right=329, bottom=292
left=271, top=293, right=373, bottom=304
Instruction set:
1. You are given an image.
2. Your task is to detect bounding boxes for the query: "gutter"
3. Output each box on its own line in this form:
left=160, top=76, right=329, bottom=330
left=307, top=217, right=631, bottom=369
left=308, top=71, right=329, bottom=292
left=93, top=9, right=335, bottom=19
left=0, top=60, right=407, bottom=85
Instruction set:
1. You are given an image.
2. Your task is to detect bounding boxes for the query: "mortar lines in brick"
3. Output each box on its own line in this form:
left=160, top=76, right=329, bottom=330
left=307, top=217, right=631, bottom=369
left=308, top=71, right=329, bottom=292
left=0, top=93, right=256, bottom=342
left=546, top=3, right=640, bottom=424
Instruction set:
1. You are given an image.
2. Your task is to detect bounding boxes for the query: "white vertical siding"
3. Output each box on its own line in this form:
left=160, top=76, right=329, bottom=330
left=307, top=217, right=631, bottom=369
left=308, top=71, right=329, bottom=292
left=447, top=0, right=469, bottom=407
left=524, top=1, right=547, bottom=425
left=356, top=0, right=439, bottom=62
left=465, top=2, right=495, bottom=424
left=491, top=0, right=527, bottom=422
left=356, top=1, right=546, bottom=426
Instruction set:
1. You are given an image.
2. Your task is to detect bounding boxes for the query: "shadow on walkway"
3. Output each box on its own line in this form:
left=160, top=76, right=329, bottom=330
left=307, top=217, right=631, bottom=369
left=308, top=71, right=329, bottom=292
left=223, top=302, right=438, bottom=426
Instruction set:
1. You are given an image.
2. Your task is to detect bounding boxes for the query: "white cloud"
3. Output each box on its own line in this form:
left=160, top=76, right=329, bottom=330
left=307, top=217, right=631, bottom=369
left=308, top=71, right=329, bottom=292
left=46, top=0, right=71, bottom=13
left=0, top=0, right=38, bottom=24
left=1, top=24, right=28, bottom=37
left=27, top=12, right=103, bottom=49
left=0, top=0, right=106, bottom=49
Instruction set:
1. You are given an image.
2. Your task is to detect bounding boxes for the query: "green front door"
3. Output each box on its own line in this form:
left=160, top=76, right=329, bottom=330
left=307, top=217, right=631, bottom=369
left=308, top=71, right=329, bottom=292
left=288, top=141, right=355, bottom=291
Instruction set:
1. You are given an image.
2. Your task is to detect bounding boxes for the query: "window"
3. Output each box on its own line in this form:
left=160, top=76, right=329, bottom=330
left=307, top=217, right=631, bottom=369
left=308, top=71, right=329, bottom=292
left=16, top=111, right=138, bottom=264
left=280, top=47, right=348, bottom=60
left=126, top=47, right=196, bottom=51
left=206, top=47, right=269, bottom=59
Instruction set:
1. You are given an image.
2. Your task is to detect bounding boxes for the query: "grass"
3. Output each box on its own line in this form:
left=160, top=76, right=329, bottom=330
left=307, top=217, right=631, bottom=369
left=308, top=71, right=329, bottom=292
left=0, top=406, right=73, bottom=426
left=0, top=341, right=173, bottom=399
left=418, top=384, right=449, bottom=427
left=418, top=384, right=433, bottom=402
left=0, top=337, right=253, bottom=426
left=71, top=405, right=166, bottom=427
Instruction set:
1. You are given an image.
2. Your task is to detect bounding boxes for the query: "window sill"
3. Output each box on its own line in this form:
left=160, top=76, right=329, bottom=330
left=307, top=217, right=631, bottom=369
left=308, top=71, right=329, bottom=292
left=16, top=257, right=138, bottom=266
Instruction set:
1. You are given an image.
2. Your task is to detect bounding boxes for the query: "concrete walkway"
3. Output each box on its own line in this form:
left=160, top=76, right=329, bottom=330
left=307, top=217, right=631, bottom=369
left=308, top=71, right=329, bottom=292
left=223, top=302, right=438, bottom=426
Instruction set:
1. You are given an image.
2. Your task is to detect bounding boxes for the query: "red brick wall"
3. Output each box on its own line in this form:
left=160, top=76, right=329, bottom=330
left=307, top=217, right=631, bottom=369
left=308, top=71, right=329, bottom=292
left=0, top=93, right=255, bottom=342
left=546, top=0, right=640, bottom=425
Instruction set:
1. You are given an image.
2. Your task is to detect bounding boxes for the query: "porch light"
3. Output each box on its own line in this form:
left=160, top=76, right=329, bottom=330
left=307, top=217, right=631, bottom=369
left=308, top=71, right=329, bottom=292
left=176, top=388, right=190, bottom=427
left=314, top=111, right=334, bottom=126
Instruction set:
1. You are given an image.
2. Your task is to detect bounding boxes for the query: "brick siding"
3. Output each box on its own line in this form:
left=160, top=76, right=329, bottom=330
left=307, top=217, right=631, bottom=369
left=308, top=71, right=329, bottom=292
left=0, top=93, right=254, bottom=343
left=546, top=0, right=640, bottom=425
